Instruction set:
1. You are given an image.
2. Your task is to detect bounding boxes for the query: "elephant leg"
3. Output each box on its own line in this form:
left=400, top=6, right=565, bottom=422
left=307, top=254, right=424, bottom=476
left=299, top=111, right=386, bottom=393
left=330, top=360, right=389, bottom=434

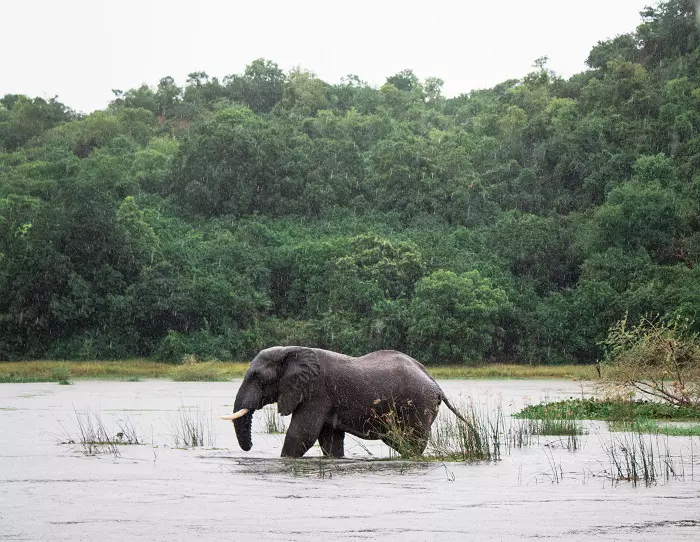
left=318, top=426, right=345, bottom=458
left=281, top=403, right=327, bottom=458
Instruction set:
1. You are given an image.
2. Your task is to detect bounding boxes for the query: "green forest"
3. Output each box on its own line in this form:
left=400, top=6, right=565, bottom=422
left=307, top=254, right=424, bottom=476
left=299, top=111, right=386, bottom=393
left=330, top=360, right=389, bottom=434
left=1, top=0, right=699, bottom=365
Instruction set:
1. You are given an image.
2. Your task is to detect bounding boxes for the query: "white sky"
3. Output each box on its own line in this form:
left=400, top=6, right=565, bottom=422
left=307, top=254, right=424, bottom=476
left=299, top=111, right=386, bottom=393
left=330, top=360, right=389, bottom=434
left=2, top=0, right=654, bottom=113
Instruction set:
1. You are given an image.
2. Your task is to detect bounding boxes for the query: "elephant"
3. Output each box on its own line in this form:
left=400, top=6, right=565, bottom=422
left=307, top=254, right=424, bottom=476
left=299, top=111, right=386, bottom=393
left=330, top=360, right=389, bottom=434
left=221, top=346, right=469, bottom=458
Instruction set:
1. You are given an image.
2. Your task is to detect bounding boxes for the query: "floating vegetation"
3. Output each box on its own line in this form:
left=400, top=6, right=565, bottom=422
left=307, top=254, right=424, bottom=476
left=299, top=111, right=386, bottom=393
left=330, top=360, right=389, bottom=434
left=608, top=418, right=700, bottom=437
left=516, top=398, right=700, bottom=422
left=231, top=457, right=437, bottom=479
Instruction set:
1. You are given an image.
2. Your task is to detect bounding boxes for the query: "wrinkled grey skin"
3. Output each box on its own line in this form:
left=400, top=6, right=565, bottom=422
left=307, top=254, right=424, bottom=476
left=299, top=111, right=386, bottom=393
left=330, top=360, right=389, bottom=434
left=230, top=346, right=467, bottom=458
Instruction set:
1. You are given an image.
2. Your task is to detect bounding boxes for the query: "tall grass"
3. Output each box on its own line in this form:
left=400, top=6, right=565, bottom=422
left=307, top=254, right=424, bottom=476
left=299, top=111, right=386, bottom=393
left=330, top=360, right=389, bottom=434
left=370, top=399, right=510, bottom=461
left=168, top=406, right=216, bottom=448
left=262, top=406, right=286, bottom=434
left=57, top=407, right=142, bottom=456
left=0, top=360, right=596, bottom=383
left=429, top=364, right=597, bottom=380
left=598, top=427, right=684, bottom=486
left=0, top=360, right=250, bottom=382
left=375, top=397, right=589, bottom=461
left=426, top=403, right=504, bottom=461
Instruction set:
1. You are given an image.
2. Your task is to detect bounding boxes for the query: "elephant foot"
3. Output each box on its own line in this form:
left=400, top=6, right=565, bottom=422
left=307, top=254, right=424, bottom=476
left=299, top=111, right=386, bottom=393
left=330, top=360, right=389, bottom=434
left=319, top=426, right=345, bottom=458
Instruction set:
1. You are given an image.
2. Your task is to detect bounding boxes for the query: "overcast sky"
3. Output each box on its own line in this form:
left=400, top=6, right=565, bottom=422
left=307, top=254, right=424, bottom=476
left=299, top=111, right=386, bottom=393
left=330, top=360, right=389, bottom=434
left=3, top=0, right=654, bottom=113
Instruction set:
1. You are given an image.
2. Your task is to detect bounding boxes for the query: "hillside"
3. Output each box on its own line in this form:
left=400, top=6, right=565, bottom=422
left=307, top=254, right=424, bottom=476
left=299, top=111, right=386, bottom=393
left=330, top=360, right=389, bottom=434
left=1, top=0, right=699, bottom=364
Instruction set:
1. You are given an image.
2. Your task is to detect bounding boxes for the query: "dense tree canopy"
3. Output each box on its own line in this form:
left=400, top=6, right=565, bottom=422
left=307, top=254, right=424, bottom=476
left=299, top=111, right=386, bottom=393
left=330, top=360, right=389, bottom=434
left=2, top=1, right=700, bottom=364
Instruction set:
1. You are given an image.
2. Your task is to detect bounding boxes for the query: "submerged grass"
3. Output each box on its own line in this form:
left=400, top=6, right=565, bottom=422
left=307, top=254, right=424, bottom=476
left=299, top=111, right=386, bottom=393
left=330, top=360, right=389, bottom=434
left=0, top=360, right=596, bottom=383
left=378, top=399, right=578, bottom=462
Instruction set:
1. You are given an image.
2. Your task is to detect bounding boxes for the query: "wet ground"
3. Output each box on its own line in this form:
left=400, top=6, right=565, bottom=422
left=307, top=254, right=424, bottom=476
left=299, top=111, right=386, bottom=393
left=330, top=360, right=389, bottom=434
left=2, top=379, right=700, bottom=540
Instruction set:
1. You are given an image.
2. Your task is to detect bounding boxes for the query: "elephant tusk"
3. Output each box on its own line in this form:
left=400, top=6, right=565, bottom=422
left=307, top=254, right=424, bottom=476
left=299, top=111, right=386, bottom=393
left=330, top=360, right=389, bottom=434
left=220, top=408, right=250, bottom=421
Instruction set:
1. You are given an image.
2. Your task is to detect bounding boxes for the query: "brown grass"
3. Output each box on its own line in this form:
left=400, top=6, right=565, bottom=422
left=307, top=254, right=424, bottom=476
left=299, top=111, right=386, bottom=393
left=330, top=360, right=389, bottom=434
left=0, top=359, right=250, bottom=382
left=429, top=364, right=597, bottom=380
left=0, top=360, right=597, bottom=383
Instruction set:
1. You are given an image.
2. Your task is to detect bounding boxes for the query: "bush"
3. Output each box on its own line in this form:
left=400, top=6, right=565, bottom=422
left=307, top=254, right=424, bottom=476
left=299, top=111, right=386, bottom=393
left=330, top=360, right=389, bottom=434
left=51, top=363, right=72, bottom=385
left=153, top=329, right=251, bottom=363
left=601, top=313, right=700, bottom=406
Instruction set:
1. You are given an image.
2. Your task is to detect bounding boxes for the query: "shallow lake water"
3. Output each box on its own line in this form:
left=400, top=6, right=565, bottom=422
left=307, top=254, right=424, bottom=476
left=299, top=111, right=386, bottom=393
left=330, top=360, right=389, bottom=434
left=1, top=379, right=700, bottom=540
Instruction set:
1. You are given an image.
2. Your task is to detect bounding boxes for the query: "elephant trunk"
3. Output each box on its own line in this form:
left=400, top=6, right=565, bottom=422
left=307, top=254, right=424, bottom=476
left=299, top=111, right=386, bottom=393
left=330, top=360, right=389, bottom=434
left=233, top=410, right=254, bottom=451
left=231, top=383, right=262, bottom=451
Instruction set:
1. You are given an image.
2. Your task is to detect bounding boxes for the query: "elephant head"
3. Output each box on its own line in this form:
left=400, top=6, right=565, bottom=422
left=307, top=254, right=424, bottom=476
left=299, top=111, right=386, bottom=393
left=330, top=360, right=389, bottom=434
left=221, top=346, right=320, bottom=451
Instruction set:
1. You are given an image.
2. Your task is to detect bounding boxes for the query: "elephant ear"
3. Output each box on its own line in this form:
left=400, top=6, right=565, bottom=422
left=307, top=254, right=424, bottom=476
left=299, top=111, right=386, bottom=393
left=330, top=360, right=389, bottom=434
left=278, top=348, right=320, bottom=416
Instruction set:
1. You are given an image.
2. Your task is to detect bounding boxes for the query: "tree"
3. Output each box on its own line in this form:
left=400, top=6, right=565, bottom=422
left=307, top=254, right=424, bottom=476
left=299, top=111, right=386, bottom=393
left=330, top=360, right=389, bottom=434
left=0, top=95, right=73, bottom=151
left=386, top=69, right=420, bottom=92
left=602, top=313, right=700, bottom=406
left=172, top=107, right=302, bottom=217
left=276, top=69, right=328, bottom=117
left=407, top=270, right=510, bottom=364
left=592, top=179, right=688, bottom=263
left=227, top=58, right=286, bottom=114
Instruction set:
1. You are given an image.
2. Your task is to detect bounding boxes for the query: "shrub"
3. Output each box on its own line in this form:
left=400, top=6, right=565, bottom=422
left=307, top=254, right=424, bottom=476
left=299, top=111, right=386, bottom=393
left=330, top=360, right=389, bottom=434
left=51, top=363, right=72, bottom=385
left=601, top=313, right=700, bottom=406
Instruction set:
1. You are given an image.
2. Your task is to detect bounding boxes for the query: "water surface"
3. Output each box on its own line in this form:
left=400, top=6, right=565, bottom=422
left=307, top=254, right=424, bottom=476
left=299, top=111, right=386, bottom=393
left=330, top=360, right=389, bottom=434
left=1, top=380, right=699, bottom=540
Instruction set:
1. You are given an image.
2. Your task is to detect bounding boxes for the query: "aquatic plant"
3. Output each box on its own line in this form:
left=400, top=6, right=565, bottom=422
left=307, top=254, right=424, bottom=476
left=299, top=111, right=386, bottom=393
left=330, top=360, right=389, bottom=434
left=169, top=405, right=216, bottom=448
left=52, top=364, right=72, bottom=385
left=598, top=427, right=684, bottom=486
left=262, top=405, right=286, bottom=434
left=516, top=398, right=700, bottom=422
left=608, top=418, right=700, bottom=437
left=57, top=408, right=143, bottom=456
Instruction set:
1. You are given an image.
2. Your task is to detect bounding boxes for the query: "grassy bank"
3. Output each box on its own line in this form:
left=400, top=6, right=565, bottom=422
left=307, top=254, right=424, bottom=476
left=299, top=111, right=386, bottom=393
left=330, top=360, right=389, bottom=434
left=428, top=364, right=597, bottom=380
left=0, top=360, right=597, bottom=383
left=0, top=360, right=250, bottom=383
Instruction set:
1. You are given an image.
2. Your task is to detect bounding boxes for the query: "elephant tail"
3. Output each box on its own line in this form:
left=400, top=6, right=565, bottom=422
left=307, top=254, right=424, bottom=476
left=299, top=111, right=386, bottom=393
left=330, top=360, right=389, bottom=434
left=440, top=394, right=471, bottom=426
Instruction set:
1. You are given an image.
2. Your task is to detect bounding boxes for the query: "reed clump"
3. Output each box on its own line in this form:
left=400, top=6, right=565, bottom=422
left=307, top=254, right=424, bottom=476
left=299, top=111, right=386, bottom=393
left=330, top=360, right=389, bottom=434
left=262, top=406, right=286, bottom=434
left=57, top=407, right=142, bottom=456
left=598, top=427, right=684, bottom=486
left=168, top=406, right=216, bottom=448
